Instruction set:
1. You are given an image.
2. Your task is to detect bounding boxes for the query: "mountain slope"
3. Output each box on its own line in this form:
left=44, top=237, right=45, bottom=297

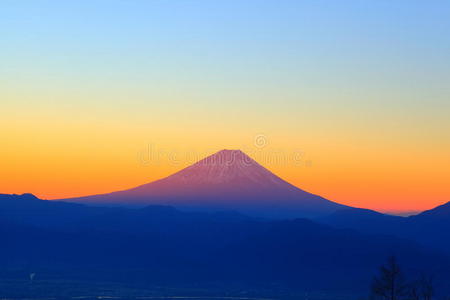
left=319, top=201, right=450, bottom=254
left=64, top=149, right=349, bottom=218
left=318, top=207, right=406, bottom=235
left=404, top=201, right=450, bottom=250
left=411, top=201, right=450, bottom=219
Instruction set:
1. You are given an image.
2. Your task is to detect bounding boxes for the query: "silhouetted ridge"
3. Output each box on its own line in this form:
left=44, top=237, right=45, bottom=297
left=414, top=201, right=450, bottom=218
left=0, top=193, right=39, bottom=201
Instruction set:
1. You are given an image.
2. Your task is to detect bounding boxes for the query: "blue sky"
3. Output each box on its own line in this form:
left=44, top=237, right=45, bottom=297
left=1, top=0, right=450, bottom=212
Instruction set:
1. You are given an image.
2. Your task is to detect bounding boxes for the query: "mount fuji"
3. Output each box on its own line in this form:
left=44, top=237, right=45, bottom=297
left=64, top=149, right=350, bottom=218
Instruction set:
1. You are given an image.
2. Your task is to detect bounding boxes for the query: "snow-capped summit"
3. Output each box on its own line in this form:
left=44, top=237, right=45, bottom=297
left=158, top=149, right=291, bottom=188
left=64, top=149, right=349, bottom=218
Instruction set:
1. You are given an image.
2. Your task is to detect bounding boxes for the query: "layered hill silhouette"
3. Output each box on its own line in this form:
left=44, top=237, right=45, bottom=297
left=64, top=149, right=349, bottom=218
left=2, top=193, right=449, bottom=297
left=3, top=151, right=450, bottom=297
left=321, top=201, right=450, bottom=252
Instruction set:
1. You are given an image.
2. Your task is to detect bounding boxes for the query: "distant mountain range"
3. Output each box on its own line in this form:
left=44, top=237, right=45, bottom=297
left=320, top=201, right=450, bottom=251
left=63, top=149, right=349, bottom=218
left=2, top=193, right=449, bottom=297
left=2, top=149, right=450, bottom=297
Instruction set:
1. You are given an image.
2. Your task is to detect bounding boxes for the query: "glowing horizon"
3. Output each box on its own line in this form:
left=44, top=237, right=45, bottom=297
left=1, top=1, right=449, bottom=214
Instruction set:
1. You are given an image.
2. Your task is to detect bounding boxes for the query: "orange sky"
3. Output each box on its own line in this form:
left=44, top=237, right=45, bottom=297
left=1, top=116, right=449, bottom=214
left=2, top=1, right=450, bottom=214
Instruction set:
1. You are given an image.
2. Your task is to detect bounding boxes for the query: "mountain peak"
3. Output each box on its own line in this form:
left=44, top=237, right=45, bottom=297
left=209, top=149, right=247, bottom=158
left=66, top=149, right=349, bottom=218
left=164, top=149, right=276, bottom=187
left=217, top=149, right=241, bottom=153
left=196, top=149, right=253, bottom=168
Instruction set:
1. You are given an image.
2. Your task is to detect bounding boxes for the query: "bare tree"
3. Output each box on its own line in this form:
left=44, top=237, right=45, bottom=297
left=409, top=282, right=421, bottom=300
left=408, top=274, right=434, bottom=300
left=371, top=256, right=409, bottom=300
left=419, top=274, right=433, bottom=300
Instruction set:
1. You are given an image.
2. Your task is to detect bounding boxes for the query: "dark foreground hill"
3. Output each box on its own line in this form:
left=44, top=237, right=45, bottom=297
left=1, top=194, right=450, bottom=298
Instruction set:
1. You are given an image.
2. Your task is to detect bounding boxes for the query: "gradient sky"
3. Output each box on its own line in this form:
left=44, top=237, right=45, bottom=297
left=1, top=0, right=450, bottom=213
